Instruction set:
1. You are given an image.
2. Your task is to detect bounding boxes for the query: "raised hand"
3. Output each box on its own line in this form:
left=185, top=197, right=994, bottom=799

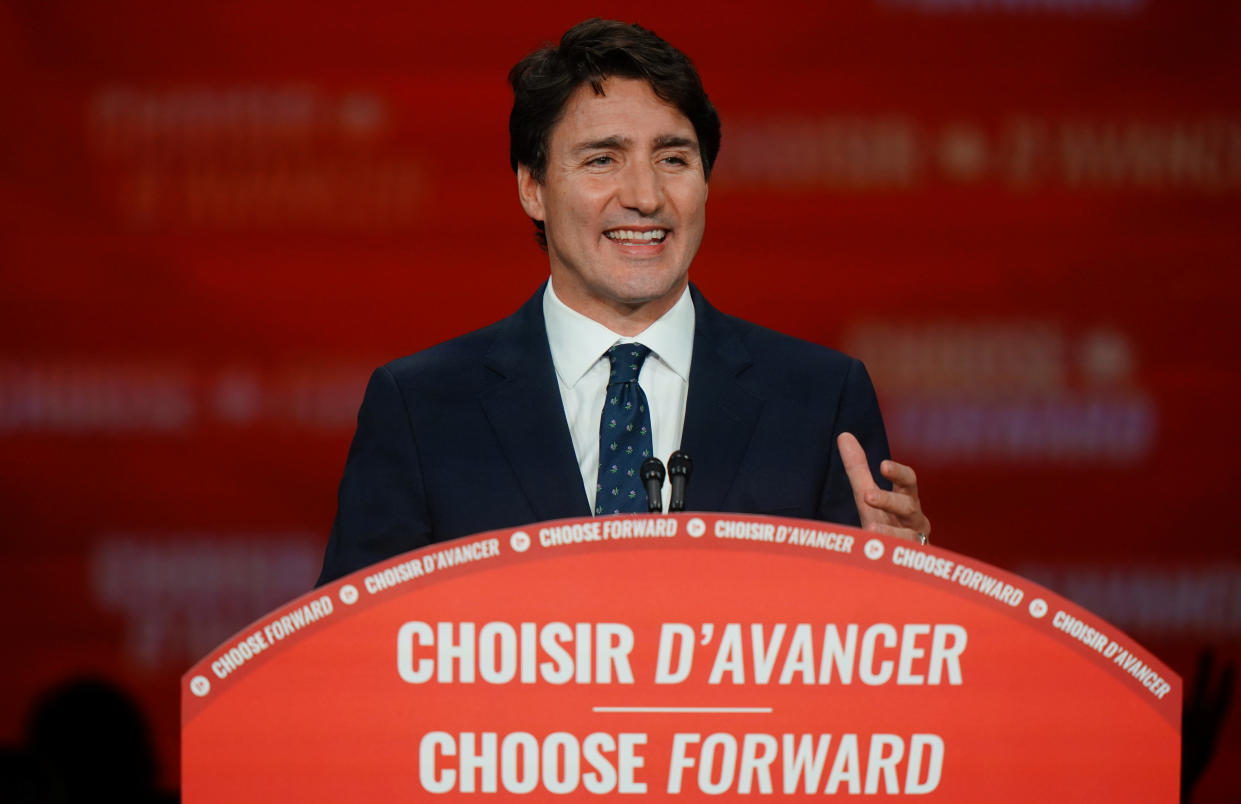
left=837, top=432, right=931, bottom=544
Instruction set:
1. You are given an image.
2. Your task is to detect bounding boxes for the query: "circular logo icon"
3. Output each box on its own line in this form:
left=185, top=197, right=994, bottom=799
left=864, top=539, right=885, bottom=561
left=687, top=517, right=706, bottom=538
left=1028, top=598, right=1048, bottom=619
left=190, top=675, right=211, bottom=697
left=339, top=584, right=359, bottom=605
left=510, top=531, right=531, bottom=552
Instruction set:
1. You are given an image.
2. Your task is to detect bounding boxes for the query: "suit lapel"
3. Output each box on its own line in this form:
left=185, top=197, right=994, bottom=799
left=680, top=287, right=764, bottom=511
left=480, top=288, right=592, bottom=520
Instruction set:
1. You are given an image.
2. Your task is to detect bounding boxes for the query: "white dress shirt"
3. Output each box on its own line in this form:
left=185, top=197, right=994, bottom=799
left=543, top=280, right=695, bottom=513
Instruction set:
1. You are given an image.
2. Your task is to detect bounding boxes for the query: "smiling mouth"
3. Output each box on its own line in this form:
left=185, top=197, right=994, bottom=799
left=604, top=228, right=668, bottom=245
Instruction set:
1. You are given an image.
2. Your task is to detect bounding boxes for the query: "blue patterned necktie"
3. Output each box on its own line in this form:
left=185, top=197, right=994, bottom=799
left=596, top=343, right=654, bottom=514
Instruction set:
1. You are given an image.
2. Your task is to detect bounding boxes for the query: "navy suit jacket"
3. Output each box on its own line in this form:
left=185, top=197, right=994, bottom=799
left=317, top=285, right=890, bottom=585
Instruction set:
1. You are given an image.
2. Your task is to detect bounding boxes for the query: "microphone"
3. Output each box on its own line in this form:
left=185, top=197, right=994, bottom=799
left=641, top=457, right=666, bottom=513
left=667, top=450, right=693, bottom=512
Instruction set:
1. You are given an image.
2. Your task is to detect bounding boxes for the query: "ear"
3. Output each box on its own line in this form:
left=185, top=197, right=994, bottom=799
left=516, top=163, right=545, bottom=222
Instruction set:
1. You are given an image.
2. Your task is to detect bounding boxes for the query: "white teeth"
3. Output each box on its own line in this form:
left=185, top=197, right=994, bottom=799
left=606, top=229, right=667, bottom=242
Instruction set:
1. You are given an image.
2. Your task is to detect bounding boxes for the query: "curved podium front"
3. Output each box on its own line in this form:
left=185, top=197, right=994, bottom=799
left=182, top=514, right=1179, bottom=801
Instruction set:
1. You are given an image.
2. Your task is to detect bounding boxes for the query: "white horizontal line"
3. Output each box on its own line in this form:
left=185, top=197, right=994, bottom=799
left=592, top=706, right=772, bottom=714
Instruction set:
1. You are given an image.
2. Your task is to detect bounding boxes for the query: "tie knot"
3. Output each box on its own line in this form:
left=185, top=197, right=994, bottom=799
left=606, top=343, right=651, bottom=385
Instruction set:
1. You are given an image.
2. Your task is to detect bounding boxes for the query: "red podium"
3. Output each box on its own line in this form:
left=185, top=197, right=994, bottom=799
left=182, top=514, right=1179, bottom=801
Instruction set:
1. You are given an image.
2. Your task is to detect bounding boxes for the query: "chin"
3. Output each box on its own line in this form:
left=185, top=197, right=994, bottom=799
left=609, top=274, right=685, bottom=305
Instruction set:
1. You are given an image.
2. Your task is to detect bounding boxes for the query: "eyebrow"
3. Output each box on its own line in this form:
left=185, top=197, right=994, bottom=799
left=653, top=135, right=699, bottom=153
left=571, top=134, right=701, bottom=154
left=572, top=135, right=627, bottom=154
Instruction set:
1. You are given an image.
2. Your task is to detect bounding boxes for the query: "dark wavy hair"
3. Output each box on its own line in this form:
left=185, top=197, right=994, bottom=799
left=508, top=19, right=722, bottom=248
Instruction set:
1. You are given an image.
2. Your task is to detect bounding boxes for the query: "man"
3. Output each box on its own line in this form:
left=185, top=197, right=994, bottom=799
left=317, top=19, right=929, bottom=585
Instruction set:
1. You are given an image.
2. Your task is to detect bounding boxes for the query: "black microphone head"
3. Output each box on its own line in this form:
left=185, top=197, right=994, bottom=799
left=668, top=450, right=693, bottom=477
left=641, top=457, right=666, bottom=483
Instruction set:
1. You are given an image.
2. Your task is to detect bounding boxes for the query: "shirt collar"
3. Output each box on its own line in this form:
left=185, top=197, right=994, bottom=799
left=543, top=280, right=695, bottom=388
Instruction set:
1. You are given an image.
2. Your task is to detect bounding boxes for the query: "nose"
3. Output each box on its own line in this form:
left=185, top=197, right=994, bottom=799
left=617, top=160, right=663, bottom=216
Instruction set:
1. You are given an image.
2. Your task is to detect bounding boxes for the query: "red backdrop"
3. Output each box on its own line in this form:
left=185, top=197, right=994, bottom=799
left=2, top=0, right=1238, bottom=798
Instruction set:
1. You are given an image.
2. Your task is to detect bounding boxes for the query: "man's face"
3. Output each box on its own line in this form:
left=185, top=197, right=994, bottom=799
left=518, top=77, right=708, bottom=332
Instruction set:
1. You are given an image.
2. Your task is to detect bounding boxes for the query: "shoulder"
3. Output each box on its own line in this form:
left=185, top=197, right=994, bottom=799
left=727, top=312, right=857, bottom=368
left=383, top=318, right=505, bottom=381
left=378, top=287, right=547, bottom=397
left=692, top=286, right=864, bottom=391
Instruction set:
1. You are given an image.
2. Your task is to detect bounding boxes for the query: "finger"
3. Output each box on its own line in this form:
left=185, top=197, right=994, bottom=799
left=880, top=459, right=919, bottom=495
left=863, top=487, right=919, bottom=519
left=879, top=459, right=930, bottom=536
left=837, top=432, right=877, bottom=494
left=864, top=522, right=923, bottom=543
left=837, top=432, right=879, bottom=525
left=868, top=490, right=931, bottom=535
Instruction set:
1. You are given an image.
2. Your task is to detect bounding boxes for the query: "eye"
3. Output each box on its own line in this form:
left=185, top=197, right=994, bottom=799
left=587, top=155, right=615, bottom=166
left=660, top=154, right=689, bottom=166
